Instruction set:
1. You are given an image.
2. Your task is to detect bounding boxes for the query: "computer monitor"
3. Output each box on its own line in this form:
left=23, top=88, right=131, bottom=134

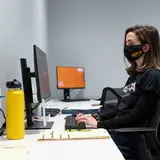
left=33, top=45, right=51, bottom=102
left=20, top=45, right=53, bottom=130
left=56, top=66, right=85, bottom=100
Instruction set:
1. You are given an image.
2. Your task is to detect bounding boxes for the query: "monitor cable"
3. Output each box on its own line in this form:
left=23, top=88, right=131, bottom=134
left=0, top=96, right=6, bottom=136
left=70, top=89, right=74, bottom=92
left=24, top=102, right=40, bottom=120
left=0, top=121, right=6, bottom=136
left=32, top=102, right=40, bottom=110
left=0, top=108, right=6, bottom=119
left=0, top=109, right=6, bottom=136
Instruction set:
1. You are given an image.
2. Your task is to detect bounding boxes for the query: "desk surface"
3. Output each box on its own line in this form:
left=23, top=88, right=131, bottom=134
left=0, top=100, right=125, bottom=160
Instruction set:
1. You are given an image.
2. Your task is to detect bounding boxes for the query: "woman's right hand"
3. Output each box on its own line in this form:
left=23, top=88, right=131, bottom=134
left=75, top=113, right=84, bottom=121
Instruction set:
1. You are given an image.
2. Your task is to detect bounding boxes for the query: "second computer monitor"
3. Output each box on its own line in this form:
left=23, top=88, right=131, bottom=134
left=34, top=45, right=51, bottom=102
left=56, top=66, right=85, bottom=100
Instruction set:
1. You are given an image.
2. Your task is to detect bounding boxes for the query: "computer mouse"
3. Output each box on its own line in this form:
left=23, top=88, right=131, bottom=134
left=50, top=109, right=60, bottom=117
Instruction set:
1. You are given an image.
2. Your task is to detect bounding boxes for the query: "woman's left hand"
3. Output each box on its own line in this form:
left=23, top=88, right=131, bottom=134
left=77, top=115, right=98, bottom=128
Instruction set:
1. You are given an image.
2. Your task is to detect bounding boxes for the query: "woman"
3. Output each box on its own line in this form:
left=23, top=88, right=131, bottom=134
left=76, top=25, right=160, bottom=159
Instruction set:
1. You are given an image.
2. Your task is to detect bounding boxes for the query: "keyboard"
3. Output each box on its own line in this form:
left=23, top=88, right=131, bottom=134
left=65, top=115, right=86, bottom=130
left=62, top=98, right=90, bottom=102
left=42, top=108, right=60, bottom=117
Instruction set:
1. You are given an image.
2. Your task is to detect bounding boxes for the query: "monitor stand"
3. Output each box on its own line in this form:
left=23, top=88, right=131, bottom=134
left=63, top=89, right=70, bottom=100
left=25, top=121, right=54, bottom=130
left=62, top=89, right=90, bottom=102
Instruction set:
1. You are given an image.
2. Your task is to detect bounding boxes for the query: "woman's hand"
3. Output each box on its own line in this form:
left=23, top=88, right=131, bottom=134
left=76, top=113, right=92, bottom=121
left=76, top=115, right=98, bottom=128
left=75, top=113, right=85, bottom=121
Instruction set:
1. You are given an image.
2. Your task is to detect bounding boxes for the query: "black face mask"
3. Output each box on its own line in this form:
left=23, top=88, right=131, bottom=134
left=124, top=45, right=145, bottom=62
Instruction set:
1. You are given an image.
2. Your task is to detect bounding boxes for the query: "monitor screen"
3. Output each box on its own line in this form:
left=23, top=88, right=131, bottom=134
left=34, top=45, right=51, bottom=102
left=56, top=66, right=85, bottom=89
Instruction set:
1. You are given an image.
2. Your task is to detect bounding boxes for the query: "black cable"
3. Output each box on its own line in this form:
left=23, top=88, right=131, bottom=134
left=32, top=102, right=40, bottom=110
left=70, top=89, right=74, bottom=92
left=0, top=108, right=6, bottom=136
left=24, top=102, right=40, bottom=111
left=0, top=121, right=6, bottom=136
left=24, top=102, right=40, bottom=119
left=0, top=108, right=6, bottom=119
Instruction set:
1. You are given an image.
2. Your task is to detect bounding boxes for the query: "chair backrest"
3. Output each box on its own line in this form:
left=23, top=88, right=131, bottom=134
left=100, top=87, right=122, bottom=105
left=142, top=99, right=160, bottom=157
left=147, top=99, right=160, bottom=139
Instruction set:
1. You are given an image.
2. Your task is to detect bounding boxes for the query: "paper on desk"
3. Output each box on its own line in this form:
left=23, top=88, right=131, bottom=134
left=0, top=144, right=28, bottom=160
left=90, top=105, right=102, bottom=109
left=90, top=100, right=101, bottom=103
left=65, top=104, right=92, bottom=110
left=45, top=102, right=67, bottom=110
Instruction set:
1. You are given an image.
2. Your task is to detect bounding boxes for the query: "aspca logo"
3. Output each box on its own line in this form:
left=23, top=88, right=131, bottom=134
left=132, top=50, right=143, bottom=57
left=58, top=81, right=64, bottom=86
left=77, top=68, right=84, bottom=72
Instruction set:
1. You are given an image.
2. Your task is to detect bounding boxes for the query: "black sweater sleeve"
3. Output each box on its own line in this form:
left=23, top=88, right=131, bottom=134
left=97, top=92, right=158, bottom=129
left=99, top=110, right=119, bottom=121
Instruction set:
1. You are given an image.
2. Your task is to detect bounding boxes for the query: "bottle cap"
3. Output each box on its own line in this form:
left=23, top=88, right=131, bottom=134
left=6, top=79, right=22, bottom=89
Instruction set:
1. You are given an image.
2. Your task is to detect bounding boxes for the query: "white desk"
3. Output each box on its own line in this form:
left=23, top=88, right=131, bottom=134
left=0, top=100, right=125, bottom=160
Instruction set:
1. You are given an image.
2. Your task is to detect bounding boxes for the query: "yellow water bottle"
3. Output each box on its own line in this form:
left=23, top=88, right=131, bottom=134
left=6, top=79, right=25, bottom=140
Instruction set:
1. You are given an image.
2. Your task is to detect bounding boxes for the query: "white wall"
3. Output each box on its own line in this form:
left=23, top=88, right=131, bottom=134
left=33, top=0, right=48, bottom=53
left=47, top=0, right=160, bottom=99
left=0, top=0, right=48, bottom=124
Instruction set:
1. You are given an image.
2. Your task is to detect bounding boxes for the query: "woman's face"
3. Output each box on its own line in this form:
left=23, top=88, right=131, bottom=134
left=125, top=32, right=144, bottom=67
left=126, top=32, right=141, bottom=45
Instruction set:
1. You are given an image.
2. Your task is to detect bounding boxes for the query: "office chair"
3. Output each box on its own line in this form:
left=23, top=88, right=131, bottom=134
left=100, top=75, right=136, bottom=105
left=109, top=100, right=160, bottom=160
left=99, top=76, right=136, bottom=113
left=99, top=87, right=123, bottom=113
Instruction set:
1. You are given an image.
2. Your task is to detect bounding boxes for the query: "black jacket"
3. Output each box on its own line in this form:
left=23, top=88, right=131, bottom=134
left=97, top=69, right=160, bottom=129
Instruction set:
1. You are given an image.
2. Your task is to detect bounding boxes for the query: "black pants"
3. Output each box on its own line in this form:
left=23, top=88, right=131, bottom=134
left=109, top=132, right=138, bottom=160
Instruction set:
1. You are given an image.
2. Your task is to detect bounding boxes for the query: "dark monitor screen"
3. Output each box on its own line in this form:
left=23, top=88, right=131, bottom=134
left=34, top=45, right=51, bottom=102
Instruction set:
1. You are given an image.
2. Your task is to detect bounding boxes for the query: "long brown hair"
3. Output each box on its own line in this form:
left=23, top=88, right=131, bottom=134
left=124, top=25, right=160, bottom=75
